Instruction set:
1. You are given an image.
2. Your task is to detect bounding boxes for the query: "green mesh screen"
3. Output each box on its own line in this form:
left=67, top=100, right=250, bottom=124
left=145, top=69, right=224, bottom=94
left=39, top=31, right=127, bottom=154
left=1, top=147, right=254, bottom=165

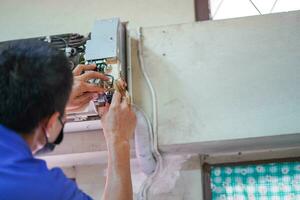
left=210, top=161, right=300, bottom=200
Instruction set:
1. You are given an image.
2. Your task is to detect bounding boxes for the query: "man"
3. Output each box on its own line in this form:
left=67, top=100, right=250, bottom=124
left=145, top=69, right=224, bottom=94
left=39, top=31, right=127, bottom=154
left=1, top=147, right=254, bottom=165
left=0, top=40, right=136, bottom=200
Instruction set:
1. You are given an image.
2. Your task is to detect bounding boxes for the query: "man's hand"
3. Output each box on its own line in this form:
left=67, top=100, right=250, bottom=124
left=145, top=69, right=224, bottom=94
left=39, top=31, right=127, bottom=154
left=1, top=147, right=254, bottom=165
left=101, top=91, right=136, bottom=145
left=100, top=91, right=136, bottom=200
left=66, top=64, right=109, bottom=112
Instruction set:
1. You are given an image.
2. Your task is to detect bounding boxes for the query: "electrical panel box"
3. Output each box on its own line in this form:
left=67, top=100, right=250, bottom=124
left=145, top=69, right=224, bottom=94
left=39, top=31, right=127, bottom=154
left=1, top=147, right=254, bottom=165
left=85, top=18, right=127, bottom=107
left=65, top=18, right=127, bottom=132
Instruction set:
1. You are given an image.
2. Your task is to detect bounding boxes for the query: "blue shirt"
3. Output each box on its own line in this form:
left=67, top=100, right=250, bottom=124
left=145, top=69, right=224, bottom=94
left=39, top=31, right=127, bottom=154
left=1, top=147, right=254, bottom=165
left=0, top=125, right=93, bottom=200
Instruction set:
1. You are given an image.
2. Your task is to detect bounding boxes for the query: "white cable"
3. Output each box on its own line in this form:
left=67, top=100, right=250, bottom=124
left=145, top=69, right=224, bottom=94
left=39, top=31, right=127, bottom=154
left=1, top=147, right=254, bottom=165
left=132, top=103, right=157, bottom=175
left=136, top=27, right=163, bottom=200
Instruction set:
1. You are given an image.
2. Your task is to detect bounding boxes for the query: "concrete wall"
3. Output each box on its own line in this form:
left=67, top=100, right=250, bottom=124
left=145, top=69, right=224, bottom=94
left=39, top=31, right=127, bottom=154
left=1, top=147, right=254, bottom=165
left=61, top=155, right=203, bottom=200
left=60, top=148, right=300, bottom=199
left=0, top=0, right=195, bottom=42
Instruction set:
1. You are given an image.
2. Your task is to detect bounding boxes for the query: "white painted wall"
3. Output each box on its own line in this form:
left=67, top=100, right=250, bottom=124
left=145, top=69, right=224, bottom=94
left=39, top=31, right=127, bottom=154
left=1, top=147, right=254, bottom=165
left=0, top=0, right=194, bottom=42
left=75, top=165, right=106, bottom=200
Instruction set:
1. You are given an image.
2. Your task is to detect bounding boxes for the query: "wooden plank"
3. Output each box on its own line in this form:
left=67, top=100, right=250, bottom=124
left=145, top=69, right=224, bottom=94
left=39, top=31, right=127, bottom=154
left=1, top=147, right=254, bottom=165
left=195, top=0, right=211, bottom=21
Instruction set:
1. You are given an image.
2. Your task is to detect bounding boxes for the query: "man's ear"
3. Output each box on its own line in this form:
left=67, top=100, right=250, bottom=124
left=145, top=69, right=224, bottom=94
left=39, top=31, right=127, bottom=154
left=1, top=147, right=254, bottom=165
left=44, top=112, right=60, bottom=135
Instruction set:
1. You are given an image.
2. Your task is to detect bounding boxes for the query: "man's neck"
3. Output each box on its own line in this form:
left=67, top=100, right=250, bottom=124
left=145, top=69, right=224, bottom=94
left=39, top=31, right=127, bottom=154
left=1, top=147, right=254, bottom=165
left=21, top=134, right=34, bottom=152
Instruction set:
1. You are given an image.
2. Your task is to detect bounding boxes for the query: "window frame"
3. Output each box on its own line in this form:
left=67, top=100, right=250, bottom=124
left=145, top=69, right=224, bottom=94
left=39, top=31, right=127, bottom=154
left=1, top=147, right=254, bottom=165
left=202, top=157, right=300, bottom=200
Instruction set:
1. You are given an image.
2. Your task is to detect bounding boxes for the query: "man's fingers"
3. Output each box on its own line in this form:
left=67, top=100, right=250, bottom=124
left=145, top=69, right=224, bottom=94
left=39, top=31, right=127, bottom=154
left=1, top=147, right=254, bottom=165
left=73, top=93, right=94, bottom=106
left=111, top=91, right=121, bottom=107
left=120, top=93, right=130, bottom=105
left=73, top=64, right=96, bottom=76
left=120, top=93, right=131, bottom=109
left=97, top=103, right=109, bottom=117
left=82, top=82, right=106, bottom=93
left=79, top=71, right=109, bottom=82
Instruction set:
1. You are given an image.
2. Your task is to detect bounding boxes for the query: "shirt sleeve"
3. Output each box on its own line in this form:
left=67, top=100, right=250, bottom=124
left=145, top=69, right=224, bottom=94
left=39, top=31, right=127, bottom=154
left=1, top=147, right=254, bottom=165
left=49, top=167, right=94, bottom=200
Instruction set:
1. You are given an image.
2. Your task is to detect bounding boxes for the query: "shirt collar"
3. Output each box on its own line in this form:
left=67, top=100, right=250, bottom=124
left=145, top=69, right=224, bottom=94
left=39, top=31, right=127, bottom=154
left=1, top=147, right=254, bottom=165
left=0, top=125, right=32, bottom=158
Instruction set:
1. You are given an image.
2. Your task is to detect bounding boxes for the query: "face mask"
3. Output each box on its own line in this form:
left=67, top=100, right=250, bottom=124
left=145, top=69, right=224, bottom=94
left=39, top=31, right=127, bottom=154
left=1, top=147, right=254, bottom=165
left=35, top=118, right=64, bottom=155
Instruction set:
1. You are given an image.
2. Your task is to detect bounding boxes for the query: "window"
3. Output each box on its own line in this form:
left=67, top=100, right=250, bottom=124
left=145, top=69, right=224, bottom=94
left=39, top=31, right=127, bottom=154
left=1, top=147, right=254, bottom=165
left=203, top=158, right=300, bottom=200
left=210, top=0, right=300, bottom=20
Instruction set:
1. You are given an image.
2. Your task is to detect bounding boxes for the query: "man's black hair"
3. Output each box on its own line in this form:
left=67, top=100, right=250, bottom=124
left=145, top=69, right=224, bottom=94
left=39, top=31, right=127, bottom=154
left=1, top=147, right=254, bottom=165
left=0, top=40, right=73, bottom=134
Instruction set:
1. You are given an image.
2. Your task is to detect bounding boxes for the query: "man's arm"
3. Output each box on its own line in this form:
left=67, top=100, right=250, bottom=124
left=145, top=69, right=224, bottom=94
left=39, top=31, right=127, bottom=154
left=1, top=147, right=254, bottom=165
left=103, top=140, right=132, bottom=200
left=100, top=92, right=136, bottom=200
left=67, top=64, right=136, bottom=199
